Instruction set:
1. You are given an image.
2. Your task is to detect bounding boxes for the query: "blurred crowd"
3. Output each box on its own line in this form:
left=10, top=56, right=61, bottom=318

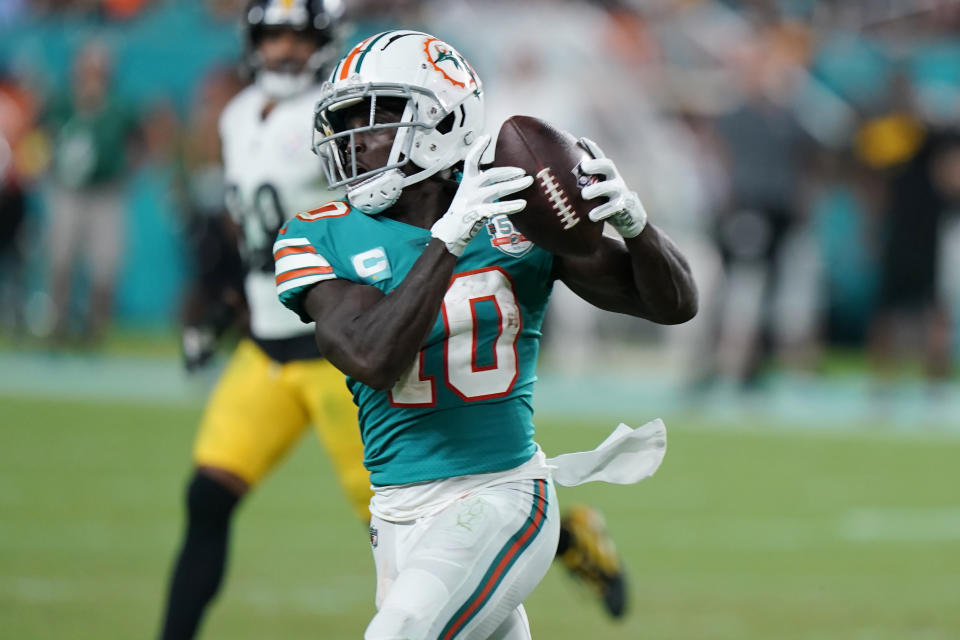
left=1, top=0, right=959, bottom=389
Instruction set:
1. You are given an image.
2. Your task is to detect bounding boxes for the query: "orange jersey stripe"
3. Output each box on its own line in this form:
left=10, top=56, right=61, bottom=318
left=275, top=266, right=334, bottom=285
left=273, top=245, right=317, bottom=260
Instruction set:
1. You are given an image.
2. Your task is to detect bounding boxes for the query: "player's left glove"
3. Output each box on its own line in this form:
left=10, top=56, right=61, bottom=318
left=181, top=325, right=217, bottom=373
left=431, top=134, right=534, bottom=256
left=577, top=137, right=648, bottom=239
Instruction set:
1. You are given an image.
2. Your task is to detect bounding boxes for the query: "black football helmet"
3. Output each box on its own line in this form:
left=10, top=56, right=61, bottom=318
left=244, top=0, right=345, bottom=98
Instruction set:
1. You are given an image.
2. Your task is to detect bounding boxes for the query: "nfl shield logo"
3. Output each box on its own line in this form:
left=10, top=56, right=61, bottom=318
left=572, top=161, right=600, bottom=190
left=369, top=525, right=379, bottom=548
left=486, top=214, right=532, bottom=257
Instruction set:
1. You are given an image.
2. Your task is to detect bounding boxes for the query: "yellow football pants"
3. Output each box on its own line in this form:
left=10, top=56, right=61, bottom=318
left=193, top=338, right=371, bottom=521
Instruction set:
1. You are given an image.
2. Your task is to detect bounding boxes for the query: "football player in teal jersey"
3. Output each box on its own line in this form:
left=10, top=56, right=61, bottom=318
left=276, top=31, right=697, bottom=639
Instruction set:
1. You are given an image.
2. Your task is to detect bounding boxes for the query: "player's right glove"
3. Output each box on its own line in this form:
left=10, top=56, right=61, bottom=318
left=430, top=134, right=534, bottom=256
left=181, top=325, right=217, bottom=373
left=577, top=137, right=648, bottom=239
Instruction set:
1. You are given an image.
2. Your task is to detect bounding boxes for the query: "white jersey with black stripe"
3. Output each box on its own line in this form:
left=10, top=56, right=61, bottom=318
left=219, top=83, right=341, bottom=340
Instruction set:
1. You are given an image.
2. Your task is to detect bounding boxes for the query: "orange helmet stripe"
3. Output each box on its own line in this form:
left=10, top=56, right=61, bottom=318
left=339, top=36, right=373, bottom=80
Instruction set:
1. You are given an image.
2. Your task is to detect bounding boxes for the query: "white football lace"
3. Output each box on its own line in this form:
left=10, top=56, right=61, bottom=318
left=537, top=168, right=579, bottom=230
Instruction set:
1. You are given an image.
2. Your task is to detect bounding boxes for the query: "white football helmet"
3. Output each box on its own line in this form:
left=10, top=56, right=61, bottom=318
left=312, top=30, right=485, bottom=215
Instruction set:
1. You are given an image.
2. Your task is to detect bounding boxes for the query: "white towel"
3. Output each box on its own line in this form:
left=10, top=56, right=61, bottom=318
left=546, top=419, right=667, bottom=487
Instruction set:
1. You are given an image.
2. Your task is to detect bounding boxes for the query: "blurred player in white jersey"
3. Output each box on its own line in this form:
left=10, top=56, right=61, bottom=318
left=158, top=2, right=370, bottom=638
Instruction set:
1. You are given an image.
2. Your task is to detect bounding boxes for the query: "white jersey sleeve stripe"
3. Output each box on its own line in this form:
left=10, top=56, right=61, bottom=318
left=273, top=237, right=313, bottom=251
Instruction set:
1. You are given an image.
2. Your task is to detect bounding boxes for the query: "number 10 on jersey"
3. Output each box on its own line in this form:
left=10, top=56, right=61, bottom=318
left=389, top=267, right=521, bottom=406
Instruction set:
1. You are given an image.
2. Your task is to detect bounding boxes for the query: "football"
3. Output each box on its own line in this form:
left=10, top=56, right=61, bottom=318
left=492, top=115, right=604, bottom=256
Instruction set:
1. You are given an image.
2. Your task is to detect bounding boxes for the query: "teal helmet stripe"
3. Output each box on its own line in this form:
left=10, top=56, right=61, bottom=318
left=352, top=30, right=394, bottom=75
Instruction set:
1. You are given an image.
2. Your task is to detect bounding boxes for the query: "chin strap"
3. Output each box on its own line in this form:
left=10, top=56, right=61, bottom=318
left=346, top=169, right=405, bottom=215
left=344, top=132, right=479, bottom=217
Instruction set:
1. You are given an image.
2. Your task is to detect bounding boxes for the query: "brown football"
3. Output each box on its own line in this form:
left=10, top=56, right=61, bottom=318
left=492, top=115, right=603, bottom=256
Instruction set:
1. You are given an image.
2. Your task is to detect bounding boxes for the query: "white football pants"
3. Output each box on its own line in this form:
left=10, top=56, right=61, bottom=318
left=365, top=478, right=559, bottom=640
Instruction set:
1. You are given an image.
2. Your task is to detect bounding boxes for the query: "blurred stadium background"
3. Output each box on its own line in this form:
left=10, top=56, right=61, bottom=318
left=2, top=0, right=960, bottom=638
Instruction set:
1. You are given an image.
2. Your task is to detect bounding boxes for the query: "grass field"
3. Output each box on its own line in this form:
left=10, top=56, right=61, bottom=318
left=2, top=393, right=960, bottom=639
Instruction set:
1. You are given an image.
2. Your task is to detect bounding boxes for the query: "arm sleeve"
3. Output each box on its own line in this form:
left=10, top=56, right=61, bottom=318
left=273, top=219, right=339, bottom=323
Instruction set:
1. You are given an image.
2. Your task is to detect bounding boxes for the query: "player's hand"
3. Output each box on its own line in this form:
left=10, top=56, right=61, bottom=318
left=181, top=325, right=217, bottom=373
left=430, top=134, right=534, bottom=256
left=577, top=137, right=648, bottom=239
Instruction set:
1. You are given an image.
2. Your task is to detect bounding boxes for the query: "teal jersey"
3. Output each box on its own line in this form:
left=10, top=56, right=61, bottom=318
left=275, top=201, right=554, bottom=486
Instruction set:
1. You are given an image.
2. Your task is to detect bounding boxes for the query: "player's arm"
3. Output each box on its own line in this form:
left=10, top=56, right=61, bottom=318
left=302, top=242, right=456, bottom=389
left=299, top=135, right=533, bottom=389
left=552, top=138, right=697, bottom=325
left=554, top=226, right=697, bottom=323
left=180, top=110, right=249, bottom=372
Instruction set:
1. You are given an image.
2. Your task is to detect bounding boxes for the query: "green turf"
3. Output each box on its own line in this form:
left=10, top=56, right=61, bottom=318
left=1, top=394, right=959, bottom=639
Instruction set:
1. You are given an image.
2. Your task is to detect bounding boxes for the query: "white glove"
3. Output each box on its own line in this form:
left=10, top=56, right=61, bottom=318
left=577, top=137, right=648, bottom=239
left=430, top=135, right=534, bottom=256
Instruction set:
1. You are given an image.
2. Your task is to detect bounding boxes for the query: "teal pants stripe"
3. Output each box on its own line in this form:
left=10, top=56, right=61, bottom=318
left=438, top=479, right=548, bottom=640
